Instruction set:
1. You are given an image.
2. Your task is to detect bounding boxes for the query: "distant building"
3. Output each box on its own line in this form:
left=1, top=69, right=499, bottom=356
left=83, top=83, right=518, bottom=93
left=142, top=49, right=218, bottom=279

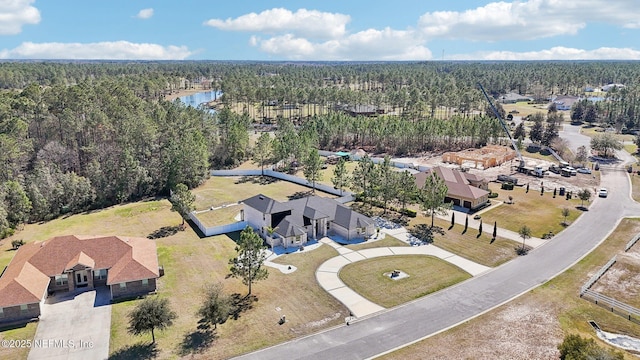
left=343, top=105, right=384, bottom=117
left=500, top=92, right=533, bottom=104
left=602, top=84, right=625, bottom=92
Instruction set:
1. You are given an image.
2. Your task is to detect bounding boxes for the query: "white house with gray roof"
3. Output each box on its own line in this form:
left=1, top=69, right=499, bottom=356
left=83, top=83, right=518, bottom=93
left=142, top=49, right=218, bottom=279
left=241, top=194, right=375, bottom=247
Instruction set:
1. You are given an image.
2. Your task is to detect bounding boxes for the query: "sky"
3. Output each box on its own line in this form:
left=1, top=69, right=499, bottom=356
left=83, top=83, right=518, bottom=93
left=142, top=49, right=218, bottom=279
left=0, top=0, right=639, bottom=61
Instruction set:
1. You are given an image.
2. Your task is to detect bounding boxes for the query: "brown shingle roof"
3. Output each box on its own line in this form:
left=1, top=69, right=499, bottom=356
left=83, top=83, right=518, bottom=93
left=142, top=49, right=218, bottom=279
left=414, top=167, right=489, bottom=201
left=0, top=235, right=159, bottom=307
left=0, top=243, right=50, bottom=307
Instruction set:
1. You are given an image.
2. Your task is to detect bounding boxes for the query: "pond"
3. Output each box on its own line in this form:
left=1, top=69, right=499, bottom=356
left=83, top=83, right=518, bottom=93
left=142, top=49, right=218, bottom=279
left=178, top=90, right=222, bottom=114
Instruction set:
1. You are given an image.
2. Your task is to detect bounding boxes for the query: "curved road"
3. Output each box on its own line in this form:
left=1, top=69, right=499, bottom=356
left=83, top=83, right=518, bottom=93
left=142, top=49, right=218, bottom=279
left=236, top=136, right=639, bottom=360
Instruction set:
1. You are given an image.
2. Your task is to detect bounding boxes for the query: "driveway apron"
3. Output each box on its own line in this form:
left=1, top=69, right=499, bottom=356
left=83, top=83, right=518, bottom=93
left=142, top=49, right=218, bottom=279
left=28, top=287, right=111, bottom=360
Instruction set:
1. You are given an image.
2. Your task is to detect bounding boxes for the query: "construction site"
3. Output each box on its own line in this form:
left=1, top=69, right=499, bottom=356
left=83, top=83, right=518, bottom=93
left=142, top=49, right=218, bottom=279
left=442, top=145, right=517, bottom=169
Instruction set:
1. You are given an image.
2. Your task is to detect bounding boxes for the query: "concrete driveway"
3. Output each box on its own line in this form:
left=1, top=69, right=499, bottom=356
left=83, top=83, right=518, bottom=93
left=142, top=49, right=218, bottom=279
left=28, top=287, right=111, bottom=360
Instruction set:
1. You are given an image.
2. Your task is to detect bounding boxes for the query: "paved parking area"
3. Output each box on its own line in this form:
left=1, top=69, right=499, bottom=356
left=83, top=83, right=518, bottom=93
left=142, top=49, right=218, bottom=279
left=28, top=287, right=111, bottom=360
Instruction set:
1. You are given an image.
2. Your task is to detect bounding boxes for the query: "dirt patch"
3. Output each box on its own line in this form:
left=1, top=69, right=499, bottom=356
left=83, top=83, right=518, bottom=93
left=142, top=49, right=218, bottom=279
left=590, top=252, right=640, bottom=308
left=393, top=301, right=563, bottom=360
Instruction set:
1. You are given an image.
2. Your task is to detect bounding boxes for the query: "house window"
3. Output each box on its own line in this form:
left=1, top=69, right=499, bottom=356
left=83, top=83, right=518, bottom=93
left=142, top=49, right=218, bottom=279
left=0, top=307, right=4, bottom=318
left=119, top=283, right=127, bottom=289
left=93, top=269, right=107, bottom=280
left=55, top=274, right=68, bottom=286
left=20, top=304, right=28, bottom=312
left=142, top=279, right=149, bottom=286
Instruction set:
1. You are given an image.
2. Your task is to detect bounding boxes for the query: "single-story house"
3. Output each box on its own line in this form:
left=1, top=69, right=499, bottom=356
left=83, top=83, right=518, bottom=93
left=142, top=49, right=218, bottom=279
left=242, top=194, right=375, bottom=247
left=414, top=167, right=490, bottom=211
left=500, top=92, right=533, bottom=104
left=0, top=235, right=160, bottom=325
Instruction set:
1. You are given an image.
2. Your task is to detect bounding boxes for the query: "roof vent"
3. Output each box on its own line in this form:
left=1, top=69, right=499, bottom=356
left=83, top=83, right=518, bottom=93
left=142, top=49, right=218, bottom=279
left=259, top=196, right=264, bottom=200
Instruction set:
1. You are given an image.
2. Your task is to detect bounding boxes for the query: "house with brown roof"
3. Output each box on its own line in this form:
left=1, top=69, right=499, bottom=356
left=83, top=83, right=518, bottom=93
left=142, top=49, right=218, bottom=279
left=0, top=235, right=159, bottom=324
left=414, top=167, right=490, bottom=211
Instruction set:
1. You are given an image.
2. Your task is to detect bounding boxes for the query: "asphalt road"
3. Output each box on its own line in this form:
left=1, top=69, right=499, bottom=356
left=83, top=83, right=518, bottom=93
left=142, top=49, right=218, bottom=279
left=235, top=132, right=639, bottom=360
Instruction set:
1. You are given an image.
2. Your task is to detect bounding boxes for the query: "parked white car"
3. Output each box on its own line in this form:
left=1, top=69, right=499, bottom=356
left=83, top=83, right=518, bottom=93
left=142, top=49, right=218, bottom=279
left=598, top=188, right=608, bottom=198
left=577, top=167, right=592, bottom=174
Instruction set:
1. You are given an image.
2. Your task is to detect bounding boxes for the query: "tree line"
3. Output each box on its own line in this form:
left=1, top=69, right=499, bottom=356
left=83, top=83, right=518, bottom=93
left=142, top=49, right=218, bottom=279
left=0, top=79, right=220, bottom=238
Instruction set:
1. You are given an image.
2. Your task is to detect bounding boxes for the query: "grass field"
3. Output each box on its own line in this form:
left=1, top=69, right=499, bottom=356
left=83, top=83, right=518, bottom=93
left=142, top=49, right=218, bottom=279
left=0, top=323, right=38, bottom=360
left=195, top=205, right=241, bottom=227
left=631, top=175, right=640, bottom=203
left=625, top=144, right=637, bottom=155
left=409, top=217, right=519, bottom=267
left=191, top=175, right=336, bottom=211
left=382, top=218, right=640, bottom=360
left=479, top=186, right=583, bottom=238
left=580, top=126, right=635, bottom=142
left=345, top=235, right=408, bottom=251
left=502, top=102, right=554, bottom=118
left=339, top=255, right=472, bottom=308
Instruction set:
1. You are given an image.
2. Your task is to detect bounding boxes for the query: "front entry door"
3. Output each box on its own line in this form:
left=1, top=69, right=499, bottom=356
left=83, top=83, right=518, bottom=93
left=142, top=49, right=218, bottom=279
left=75, top=270, right=89, bottom=286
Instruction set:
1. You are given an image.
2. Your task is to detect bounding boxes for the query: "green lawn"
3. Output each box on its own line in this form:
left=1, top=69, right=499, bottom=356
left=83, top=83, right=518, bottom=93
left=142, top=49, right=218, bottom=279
left=339, top=255, right=472, bottom=308
left=624, top=143, right=638, bottom=155
left=580, top=126, right=635, bottom=142
left=191, top=175, right=336, bottom=211
left=631, top=174, right=640, bottom=203
left=479, top=186, right=583, bottom=238
left=194, top=205, right=241, bottom=227
left=383, top=218, right=640, bottom=360
left=409, top=217, right=519, bottom=267
left=0, top=323, right=38, bottom=360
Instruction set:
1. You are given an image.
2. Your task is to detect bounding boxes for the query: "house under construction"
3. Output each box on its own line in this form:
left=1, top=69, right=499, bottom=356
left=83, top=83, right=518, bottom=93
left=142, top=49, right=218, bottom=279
left=442, top=145, right=516, bottom=169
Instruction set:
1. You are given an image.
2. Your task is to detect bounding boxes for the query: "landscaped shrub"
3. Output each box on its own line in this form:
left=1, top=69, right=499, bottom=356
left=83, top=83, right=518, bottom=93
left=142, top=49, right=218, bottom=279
left=501, top=182, right=514, bottom=190
left=11, top=239, right=25, bottom=249
left=488, top=192, right=499, bottom=198
left=400, top=208, right=417, bottom=218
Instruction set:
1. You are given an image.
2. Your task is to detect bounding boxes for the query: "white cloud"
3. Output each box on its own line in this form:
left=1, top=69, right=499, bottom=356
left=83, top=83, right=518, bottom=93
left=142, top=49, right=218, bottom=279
left=204, top=8, right=350, bottom=39
left=0, top=0, right=40, bottom=35
left=450, top=46, right=640, bottom=61
left=136, top=8, right=154, bottom=20
left=418, top=0, right=640, bottom=41
left=256, top=29, right=431, bottom=61
left=0, top=41, right=193, bottom=60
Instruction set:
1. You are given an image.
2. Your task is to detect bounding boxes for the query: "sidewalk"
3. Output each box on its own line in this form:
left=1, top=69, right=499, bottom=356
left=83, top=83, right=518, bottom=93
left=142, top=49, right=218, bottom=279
left=315, top=237, right=491, bottom=318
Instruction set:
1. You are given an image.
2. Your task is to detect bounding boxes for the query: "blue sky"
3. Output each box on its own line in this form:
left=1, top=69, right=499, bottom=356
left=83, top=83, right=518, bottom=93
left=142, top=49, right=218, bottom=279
left=0, top=0, right=639, bottom=60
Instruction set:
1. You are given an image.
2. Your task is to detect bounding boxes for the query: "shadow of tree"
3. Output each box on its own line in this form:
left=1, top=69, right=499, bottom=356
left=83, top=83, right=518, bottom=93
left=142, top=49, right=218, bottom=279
left=229, top=293, right=258, bottom=320
left=178, top=325, right=217, bottom=356
left=235, top=175, right=279, bottom=185
left=147, top=225, right=182, bottom=239
left=287, top=191, right=312, bottom=200
left=409, top=224, right=443, bottom=244
left=108, top=342, right=158, bottom=360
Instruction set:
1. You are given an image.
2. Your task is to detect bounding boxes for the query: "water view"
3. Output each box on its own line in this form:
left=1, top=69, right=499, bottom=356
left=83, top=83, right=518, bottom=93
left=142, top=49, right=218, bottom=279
left=178, top=90, right=222, bottom=113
